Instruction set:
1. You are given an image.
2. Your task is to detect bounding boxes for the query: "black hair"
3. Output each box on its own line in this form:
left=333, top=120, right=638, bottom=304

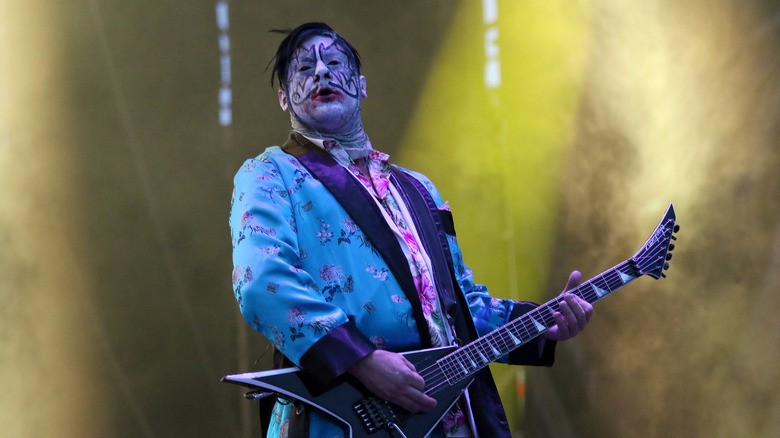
left=269, top=22, right=362, bottom=92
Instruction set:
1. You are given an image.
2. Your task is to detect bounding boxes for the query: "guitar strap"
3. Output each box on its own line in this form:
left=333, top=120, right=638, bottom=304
left=388, top=168, right=478, bottom=343
left=390, top=168, right=513, bottom=438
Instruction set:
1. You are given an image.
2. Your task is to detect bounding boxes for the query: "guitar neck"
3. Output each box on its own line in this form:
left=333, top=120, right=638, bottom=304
left=436, top=260, right=639, bottom=385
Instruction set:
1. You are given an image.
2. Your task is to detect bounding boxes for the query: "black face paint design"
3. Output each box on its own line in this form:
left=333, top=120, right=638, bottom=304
left=286, top=39, right=361, bottom=106
left=283, top=36, right=366, bottom=138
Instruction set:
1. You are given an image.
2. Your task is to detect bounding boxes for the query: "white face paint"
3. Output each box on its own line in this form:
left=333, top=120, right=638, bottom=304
left=279, top=35, right=367, bottom=136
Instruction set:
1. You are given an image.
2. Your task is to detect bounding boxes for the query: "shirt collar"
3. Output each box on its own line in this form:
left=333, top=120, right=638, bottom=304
left=300, top=133, right=389, bottom=168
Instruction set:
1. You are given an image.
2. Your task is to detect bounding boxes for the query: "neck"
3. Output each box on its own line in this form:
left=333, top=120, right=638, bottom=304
left=291, top=121, right=374, bottom=162
left=289, top=107, right=368, bottom=150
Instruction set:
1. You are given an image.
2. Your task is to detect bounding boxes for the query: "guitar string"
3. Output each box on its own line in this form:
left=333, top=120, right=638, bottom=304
left=420, top=270, right=633, bottom=395
left=420, top=270, right=635, bottom=392
left=416, top=222, right=675, bottom=394
left=423, top=280, right=628, bottom=394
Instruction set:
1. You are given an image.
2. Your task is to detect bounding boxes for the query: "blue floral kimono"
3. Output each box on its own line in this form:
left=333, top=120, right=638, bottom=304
left=230, top=133, right=556, bottom=437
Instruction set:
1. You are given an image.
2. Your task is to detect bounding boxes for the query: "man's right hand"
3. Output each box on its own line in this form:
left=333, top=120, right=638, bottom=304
left=347, top=350, right=437, bottom=413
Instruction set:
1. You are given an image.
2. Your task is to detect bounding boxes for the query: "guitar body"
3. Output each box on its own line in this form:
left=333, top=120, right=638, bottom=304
left=224, top=346, right=471, bottom=438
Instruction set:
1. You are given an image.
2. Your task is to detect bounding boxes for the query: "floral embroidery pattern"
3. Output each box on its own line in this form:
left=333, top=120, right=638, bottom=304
left=286, top=218, right=298, bottom=233
left=319, top=264, right=353, bottom=302
left=319, top=264, right=345, bottom=283
left=338, top=217, right=361, bottom=245
left=293, top=201, right=313, bottom=216
left=268, top=326, right=285, bottom=350
left=235, top=212, right=276, bottom=246
left=315, top=219, right=333, bottom=245
left=309, top=316, right=336, bottom=335
left=232, top=265, right=253, bottom=305
left=287, top=306, right=307, bottom=341
left=371, top=336, right=388, bottom=349
left=261, top=186, right=289, bottom=204
left=366, top=265, right=389, bottom=281
left=291, top=168, right=310, bottom=187
left=441, top=408, right=467, bottom=436
left=260, top=245, right=281, bottom=256
left=357, top=234, right=377, bottom=254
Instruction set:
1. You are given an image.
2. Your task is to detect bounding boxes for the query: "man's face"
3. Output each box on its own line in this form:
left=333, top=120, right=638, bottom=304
left=279, top=35, right=367, bottom=134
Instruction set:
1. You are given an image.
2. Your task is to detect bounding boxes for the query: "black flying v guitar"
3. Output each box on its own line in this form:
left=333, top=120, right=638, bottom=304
left=223, top=204, right=679, bottom=438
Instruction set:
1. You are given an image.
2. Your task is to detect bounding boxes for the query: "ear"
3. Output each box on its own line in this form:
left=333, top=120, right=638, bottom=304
left=278, top=89, right=289, bottom=111
left=359, top=75, right=368, bottom=98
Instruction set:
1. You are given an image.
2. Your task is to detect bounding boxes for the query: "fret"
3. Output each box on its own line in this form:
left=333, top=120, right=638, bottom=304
left=615, top=263, right=638, bottom=285
left=513, top=317, right=533, bottom=340
left=459, top=345, right=481, bottom=371
left=479, top=335, right=502, bottom=361
left=440, top=356, right=461, bottom=383
left=588, top=272, right=613, bottom=301
left=529, top=313, right=548, bottom=333
left=434, top=225, right=674, bottom=386
left=602, top=267, right=623, bottom=290
left=473, top=339, right=492, bottom=361
left=490, top=332, right=509, bottom=357
left=505, top=323, right=524, bottom=346
left=474, top=345, right=489, bottom=363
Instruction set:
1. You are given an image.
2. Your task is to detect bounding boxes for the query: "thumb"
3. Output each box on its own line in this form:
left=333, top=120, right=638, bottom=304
left=563, top=270, right=582, bottom=292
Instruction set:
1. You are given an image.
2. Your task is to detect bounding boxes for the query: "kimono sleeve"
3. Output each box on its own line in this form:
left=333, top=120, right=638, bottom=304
left=229, top=154, right=376, bottom=381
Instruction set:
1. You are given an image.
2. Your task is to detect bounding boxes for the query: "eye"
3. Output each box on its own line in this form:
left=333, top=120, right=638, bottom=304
left=328, top=60, right=341, bottom=66
left=298, top=65, right=312, bottom=72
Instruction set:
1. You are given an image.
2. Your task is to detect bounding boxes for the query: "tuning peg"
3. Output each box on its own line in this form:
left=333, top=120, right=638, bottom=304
left=668, top=243, right=675, bottom=251
left=674, top=224, right=680, bottom=232
left=666, top=253, right=673, bottom=261
left=664, top=262, right=670, bottom=270
left=661, top=273, right=667, bottom=278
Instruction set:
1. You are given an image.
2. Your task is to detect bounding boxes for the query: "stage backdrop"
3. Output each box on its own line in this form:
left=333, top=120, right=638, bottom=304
left=1, top=1, right=779, bottom=437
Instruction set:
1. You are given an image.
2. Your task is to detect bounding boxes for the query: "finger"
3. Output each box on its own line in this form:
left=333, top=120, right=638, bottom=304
left=578, top=296, right=594, bottom=322
left=563, top=270, right=582, bottom=292
left=401, top=356, right=417, bottom=372
left=564, top=295, right=587, bottom=327
left=395, top=387, right=436, bottom=413
left=407, top=371, right=426, bottom=392
left=552, top=311, right=569, bottom=338
left=580, top=296, right=594, bottom=321
left=558, top=298, right=576, bottom=323
left=558, top=300, right=581, bottom=335
left=585, top=303, right=593, bottom=321
left=404, top=390, right=437, bottom=413
left=569, top=294, right=594, bottom=323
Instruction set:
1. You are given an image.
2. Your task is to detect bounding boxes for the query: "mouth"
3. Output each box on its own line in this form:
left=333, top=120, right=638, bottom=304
left=310, top=86, right=340, bottom=101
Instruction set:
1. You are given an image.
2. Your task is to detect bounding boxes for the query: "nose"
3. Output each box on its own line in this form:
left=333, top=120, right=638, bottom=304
left=314, top=59, right=331, bottom=82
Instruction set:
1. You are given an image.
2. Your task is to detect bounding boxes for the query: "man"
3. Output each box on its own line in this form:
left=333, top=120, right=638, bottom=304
left=230, top=22, right=593, bottom=437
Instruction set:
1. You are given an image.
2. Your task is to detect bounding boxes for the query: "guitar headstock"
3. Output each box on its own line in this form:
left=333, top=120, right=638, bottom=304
left=632, top=204, right=679, bottom=279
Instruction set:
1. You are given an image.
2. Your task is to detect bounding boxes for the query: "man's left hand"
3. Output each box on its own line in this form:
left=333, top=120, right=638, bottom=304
left=544, top=270, right=594, bottom=341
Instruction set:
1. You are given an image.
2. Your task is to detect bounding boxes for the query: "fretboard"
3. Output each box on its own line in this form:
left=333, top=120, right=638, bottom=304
left=436, top=260, right=639, bottom=385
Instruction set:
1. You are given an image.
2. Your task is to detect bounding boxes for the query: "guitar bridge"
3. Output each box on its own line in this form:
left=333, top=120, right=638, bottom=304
left=353, top=396, right=406, bottom=434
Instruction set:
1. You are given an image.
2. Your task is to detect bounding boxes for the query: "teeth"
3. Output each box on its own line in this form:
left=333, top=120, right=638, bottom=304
left=310, top=87, right=334, bottom=99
